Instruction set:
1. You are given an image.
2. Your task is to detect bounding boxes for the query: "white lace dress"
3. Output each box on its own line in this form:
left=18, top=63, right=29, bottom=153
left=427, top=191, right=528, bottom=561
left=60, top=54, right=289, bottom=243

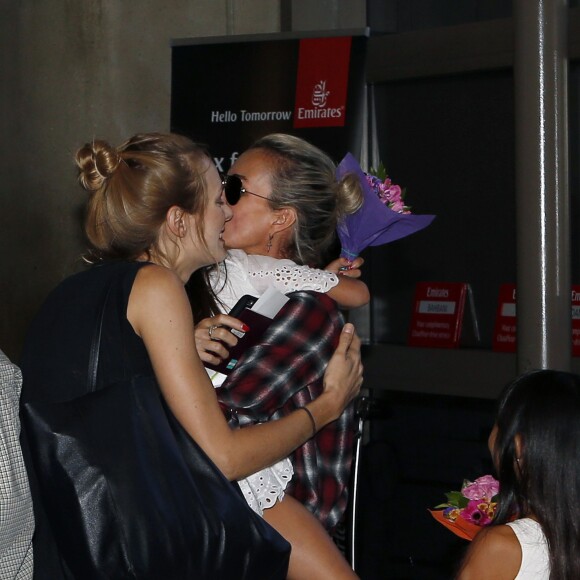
left=208, top=250, right=339, bottom=515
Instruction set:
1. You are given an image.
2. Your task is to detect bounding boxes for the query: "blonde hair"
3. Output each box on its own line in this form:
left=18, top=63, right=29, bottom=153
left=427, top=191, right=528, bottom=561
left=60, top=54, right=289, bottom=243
left=249, top=134, right=363, bottom=266
left=76, top=133, right=210, bottom=264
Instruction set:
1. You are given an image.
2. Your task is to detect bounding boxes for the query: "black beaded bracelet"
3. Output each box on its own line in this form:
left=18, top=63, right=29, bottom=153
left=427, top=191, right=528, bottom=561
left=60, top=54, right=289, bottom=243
left=298, top=406, right=317, bottom=439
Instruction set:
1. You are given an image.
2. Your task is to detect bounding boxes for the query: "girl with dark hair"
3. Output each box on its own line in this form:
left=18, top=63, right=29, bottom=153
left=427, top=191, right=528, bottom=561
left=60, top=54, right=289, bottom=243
left=458, top=369, right=580, bottom=579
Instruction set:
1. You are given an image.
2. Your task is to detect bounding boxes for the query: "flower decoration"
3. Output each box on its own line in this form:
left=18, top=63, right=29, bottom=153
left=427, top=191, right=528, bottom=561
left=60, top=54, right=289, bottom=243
left=335, top=153, right=435, bottom=261
left=365, top=162, right=411, bottom=214
left=429, top=475, right=499, bottom=541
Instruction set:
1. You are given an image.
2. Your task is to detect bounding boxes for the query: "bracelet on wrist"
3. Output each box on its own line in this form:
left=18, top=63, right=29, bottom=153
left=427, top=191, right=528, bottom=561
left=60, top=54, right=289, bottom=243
left=298, top=406, right=317, bottom=439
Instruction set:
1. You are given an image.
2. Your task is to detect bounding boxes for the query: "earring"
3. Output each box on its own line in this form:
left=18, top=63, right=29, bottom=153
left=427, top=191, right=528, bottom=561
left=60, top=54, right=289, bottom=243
left=266, top=233, right=273, bottom=253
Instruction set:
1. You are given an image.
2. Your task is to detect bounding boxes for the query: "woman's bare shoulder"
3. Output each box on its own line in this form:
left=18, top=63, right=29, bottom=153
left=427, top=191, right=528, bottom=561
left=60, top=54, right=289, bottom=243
left=456, top=525, right=521, bottom=580
left=128, top=263, right=191, bottom=335
left=133, top=262, right=180, bottom=283
left=131, top=263, right=185, bottom=298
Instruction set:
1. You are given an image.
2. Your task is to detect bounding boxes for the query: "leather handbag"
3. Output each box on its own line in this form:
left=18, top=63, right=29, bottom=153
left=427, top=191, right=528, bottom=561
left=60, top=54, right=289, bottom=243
left=21, top=284, right=290, bottom=579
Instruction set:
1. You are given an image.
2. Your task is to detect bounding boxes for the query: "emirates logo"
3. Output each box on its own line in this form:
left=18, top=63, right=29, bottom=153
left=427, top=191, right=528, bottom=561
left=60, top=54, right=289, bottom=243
left=294, top=37, right=351, bottom=128
left=312, top=80, right=330, bottom=108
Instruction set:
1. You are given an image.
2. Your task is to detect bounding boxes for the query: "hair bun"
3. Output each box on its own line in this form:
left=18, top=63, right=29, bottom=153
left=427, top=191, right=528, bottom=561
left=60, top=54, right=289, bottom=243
left=76, top=139, right=122, bottom=191
left=336, top=172, right=364, bottom=217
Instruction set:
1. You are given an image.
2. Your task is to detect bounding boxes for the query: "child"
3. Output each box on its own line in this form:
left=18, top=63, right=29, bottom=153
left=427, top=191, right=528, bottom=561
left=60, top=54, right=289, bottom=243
left=458, top=369, right=580, bottom=579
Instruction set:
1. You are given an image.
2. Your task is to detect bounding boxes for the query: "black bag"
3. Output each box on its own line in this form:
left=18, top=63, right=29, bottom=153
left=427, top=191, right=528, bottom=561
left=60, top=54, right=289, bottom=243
left=21, top=285, right=290, bottom=579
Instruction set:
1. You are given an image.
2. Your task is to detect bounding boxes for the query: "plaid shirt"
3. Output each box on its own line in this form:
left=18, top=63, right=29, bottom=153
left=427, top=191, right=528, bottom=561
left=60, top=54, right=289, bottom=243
left=0, top=350, right=34, bottom=579
left=216, top=291, right=355, bottom=531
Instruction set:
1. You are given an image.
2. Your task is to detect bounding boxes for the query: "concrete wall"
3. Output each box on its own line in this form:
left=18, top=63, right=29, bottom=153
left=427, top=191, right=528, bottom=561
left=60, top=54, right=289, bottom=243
left=0, top=0, right=365, bottom=360
left=0, top=1, right=271, bottom=360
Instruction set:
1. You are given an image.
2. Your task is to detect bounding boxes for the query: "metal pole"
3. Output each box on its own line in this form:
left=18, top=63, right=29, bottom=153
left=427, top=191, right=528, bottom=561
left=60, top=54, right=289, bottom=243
left=513, top=0, right=570, bottom=372
left=349, top=411, right=364, bottom=572
left=348, top=395, right=371, bottom=572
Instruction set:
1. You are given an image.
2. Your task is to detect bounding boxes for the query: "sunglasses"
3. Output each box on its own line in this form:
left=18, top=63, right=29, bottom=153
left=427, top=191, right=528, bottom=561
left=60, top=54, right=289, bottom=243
left=221, top=174, right=270, bottom=206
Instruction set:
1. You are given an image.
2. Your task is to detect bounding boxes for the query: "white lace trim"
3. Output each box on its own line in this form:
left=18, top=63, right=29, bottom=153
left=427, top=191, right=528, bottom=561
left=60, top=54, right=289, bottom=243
left=245, top=252, right=339, bottom=294
left=237, top=458, right=294, bottom=516
left=209, top=250, right=339, bottom=312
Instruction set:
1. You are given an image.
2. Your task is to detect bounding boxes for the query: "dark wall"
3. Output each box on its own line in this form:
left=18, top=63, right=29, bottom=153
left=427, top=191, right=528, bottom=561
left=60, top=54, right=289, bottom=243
left=363, top=60, right=580, bottom=348
left=354, top=390, right=495, bottom=579
left=367, top=0, right=512, bottom=34
left=366, top=70, right=516, bottom=347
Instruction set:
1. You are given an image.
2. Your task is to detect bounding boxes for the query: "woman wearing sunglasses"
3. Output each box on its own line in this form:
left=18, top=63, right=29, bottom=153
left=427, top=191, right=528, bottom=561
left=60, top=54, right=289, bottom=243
left=215, top=152, right=369, bottom=311
left=190, top=134, right=370, bottom=579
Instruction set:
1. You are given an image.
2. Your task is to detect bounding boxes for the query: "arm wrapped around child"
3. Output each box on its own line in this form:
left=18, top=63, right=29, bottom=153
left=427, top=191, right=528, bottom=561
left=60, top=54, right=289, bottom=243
left=216, top=291, right=355, bottom=531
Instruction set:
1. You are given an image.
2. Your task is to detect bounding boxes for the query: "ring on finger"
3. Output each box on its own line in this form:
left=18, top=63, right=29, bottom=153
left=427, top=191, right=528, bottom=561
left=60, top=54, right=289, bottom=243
left=208, top=324, right=219, bottom=340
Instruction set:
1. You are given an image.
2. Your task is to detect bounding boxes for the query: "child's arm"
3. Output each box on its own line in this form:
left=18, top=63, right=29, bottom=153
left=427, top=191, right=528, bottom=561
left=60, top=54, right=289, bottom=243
left=243, top=252, right=369, bottom=309
left=456, top=525, right=521, bottom=579
left=325, top=257, right=370, bottom=309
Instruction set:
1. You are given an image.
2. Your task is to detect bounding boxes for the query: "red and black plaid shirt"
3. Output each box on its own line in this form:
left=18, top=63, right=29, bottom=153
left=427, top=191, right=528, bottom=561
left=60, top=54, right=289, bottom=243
left=216, top=291, right=355, bottom=531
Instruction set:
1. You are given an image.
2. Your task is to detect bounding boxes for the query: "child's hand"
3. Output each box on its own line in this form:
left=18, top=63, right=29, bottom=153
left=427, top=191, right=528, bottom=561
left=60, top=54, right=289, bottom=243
left=325, top=257, right=365, bottom=279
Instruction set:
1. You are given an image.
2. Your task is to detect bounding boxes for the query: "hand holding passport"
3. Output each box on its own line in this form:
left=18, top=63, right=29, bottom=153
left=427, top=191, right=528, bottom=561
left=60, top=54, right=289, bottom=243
left=205, top=287, right=289, bottom=378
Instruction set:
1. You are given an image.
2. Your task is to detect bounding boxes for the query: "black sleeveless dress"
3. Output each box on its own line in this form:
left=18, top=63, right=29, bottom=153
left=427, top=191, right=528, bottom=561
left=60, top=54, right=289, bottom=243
left=19, top=261, right=290, bottom=579
left=19, top=262, right=151, bottom=579
left=20, top=261, right=153, bottom=407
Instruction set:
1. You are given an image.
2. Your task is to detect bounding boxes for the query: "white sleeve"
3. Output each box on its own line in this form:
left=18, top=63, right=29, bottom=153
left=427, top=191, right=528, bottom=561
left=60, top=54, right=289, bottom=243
left=245, top=253, right=339, bottom=295
left=209, top=250, right=262, bottom=312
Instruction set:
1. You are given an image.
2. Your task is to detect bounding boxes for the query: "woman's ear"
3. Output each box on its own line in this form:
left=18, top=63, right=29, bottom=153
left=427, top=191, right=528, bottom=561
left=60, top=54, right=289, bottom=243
left=271, top=207, right=297, bottom=234
left=166, top=206, right=187, bottom=238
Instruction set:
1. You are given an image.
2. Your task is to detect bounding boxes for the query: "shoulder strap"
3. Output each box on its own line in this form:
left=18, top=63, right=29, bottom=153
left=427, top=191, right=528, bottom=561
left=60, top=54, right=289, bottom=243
left=87, top=283, right=114, bottom=392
